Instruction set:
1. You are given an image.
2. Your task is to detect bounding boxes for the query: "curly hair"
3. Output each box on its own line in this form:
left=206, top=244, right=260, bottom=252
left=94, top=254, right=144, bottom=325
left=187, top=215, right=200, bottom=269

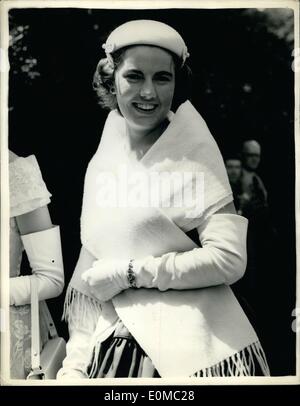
left=92, top=46, right=192, bottom=111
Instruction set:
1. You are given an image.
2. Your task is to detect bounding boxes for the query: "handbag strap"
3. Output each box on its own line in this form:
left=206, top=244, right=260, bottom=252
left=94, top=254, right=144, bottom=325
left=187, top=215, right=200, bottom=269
left=39, top=301, right=58, bottom=339
left=30, top=278, right=59, bottom=370
left=30, top=277, right=41, bottom=373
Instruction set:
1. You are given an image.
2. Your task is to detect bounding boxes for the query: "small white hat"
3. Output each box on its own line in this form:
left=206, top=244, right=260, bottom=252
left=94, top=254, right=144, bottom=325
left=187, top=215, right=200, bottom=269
left=102, top=20, right=190, bottom=64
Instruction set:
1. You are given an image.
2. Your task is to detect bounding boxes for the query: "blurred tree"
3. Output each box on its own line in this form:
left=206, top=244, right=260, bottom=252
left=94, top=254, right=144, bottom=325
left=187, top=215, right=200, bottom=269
left=243, top=8, right=294, bottom=48
left=9, top=14, right=40, bottom=84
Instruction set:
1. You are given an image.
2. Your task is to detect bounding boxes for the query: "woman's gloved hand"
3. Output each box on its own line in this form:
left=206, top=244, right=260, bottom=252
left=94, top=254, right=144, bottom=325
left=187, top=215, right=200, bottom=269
left=81, top=259, right=130, bottom=302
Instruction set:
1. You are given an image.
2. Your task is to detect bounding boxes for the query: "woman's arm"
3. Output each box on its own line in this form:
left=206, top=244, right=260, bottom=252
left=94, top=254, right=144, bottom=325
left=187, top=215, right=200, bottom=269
left=134, top=202, right=248, bottom=290
left=16, top=205, right=52, bottom=234
left=81, top=202, right=248, bottom=300
left=10, top=206, right=64, bottom=305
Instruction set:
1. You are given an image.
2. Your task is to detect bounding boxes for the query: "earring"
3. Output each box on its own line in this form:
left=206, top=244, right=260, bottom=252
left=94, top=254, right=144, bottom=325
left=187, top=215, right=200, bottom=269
left=110, top=87, right=116, bottom=95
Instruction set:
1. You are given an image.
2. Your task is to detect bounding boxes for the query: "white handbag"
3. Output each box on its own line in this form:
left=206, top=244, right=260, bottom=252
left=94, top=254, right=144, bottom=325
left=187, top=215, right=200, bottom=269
left=27, top=278, right=66, bottom=380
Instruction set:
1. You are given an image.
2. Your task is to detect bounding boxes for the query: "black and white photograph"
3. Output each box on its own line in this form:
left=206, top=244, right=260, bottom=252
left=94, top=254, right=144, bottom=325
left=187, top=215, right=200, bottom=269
left=0, top=0, right=299, bottom=385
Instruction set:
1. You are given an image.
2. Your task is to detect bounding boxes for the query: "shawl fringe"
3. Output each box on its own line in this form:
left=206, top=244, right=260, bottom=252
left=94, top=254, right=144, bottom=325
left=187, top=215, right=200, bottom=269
left=87, top=339, right=270, bottom=378
left=62, top=285, right=102, bottom=332
left=193, top=341, right=270, bottom=377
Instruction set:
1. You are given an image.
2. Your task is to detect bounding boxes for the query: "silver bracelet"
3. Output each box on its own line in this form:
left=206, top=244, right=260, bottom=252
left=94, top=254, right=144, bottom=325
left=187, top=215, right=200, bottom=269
left=127, top=259, right=137, bottom=288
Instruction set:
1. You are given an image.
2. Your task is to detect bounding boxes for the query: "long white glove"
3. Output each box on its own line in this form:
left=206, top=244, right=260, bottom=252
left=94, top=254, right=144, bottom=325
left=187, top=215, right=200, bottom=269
left=135, top=213, right=248, bottom=290
left=81, top=214, right=248, bottom=300
left=10, top=226, right=64, bottom=306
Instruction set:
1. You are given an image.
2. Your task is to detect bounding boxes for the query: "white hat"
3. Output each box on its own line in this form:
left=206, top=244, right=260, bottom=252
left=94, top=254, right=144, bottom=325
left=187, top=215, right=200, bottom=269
left=102, top=20, right=190, bottom=64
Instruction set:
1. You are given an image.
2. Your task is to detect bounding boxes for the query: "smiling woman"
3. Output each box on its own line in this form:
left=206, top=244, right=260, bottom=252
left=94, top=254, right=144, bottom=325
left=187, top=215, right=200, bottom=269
left=58, top=19, right=270, bottom=379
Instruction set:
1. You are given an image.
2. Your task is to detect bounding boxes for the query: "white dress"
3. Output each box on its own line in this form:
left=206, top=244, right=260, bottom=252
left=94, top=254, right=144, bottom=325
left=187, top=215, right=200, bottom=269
left=9, top=152, right=52, bottom=379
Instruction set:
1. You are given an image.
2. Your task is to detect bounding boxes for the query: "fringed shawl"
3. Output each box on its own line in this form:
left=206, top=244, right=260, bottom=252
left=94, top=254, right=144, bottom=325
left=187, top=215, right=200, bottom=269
left=63, top=101, right=269, bottom=377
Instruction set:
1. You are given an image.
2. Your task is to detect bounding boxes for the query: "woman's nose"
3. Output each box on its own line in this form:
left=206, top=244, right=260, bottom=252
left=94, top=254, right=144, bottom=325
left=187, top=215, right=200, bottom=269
left=140, top=79, right=155, bottom=99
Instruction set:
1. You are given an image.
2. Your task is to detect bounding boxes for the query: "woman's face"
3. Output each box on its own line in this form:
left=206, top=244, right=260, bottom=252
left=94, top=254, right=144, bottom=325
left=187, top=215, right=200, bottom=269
left=113, top=45, right=175, bottom=135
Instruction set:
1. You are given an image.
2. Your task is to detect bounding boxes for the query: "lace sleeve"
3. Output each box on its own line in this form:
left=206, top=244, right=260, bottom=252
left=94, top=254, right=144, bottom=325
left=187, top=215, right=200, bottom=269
left=9, top=155, right=52, bottom=218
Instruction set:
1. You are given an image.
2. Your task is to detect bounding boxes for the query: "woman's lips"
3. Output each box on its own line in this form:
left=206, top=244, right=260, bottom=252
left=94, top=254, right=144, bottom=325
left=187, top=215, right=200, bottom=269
left=132, top=102, right=158, bottom=113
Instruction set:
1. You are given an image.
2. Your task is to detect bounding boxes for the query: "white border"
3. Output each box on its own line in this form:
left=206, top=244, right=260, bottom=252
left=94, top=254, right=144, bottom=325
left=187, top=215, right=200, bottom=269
left=1, top=0, right=299, bottom=387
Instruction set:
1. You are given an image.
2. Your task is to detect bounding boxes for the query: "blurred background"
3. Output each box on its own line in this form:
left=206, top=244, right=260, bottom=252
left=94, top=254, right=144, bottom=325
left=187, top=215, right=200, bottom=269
left=8, top=7, right=296, bottom=376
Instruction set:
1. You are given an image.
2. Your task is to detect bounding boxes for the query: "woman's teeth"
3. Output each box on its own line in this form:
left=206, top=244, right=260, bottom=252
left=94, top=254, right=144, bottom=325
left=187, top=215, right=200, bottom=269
left=135, top=103, right=156, bottom=111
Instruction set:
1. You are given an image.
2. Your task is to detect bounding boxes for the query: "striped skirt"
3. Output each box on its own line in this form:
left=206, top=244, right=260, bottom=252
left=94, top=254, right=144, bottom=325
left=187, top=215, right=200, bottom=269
left=87, top=319, right=270, bottom=378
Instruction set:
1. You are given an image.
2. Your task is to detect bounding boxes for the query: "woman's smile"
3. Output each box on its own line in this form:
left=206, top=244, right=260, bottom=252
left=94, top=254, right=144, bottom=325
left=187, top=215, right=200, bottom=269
left=132, top=102, right=158, bottom=113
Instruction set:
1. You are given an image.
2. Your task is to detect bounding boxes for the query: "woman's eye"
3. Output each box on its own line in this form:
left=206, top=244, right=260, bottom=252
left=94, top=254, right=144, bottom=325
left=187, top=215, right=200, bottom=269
left=155, top=75, right=172, bottom=83
left=125, top=74, right=141, bottom=82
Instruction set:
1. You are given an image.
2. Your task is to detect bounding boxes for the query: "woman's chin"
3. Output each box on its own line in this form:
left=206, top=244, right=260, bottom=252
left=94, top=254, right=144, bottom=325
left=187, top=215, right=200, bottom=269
left=131, top=118, right=167, bottom=135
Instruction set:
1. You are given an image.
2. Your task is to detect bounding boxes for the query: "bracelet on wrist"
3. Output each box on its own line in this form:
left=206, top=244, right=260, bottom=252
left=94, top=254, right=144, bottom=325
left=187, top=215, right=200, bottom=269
left=127, top=259, right=137, bottom=288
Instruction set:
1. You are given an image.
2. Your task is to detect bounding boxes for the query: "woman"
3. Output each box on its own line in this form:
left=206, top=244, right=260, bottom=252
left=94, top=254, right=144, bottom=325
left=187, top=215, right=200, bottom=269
left=9, top=150, right=64, bottom=379
left=58, top=20, right=269, bottom=378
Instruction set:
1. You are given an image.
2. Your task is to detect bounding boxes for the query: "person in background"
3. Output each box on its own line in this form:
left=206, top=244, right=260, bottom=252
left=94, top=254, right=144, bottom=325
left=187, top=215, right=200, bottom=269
left=240, top=140, right=268, bottom=218
left=235, top=140, right=276, bottom=346
left=225, top=155, right=243, bottom=214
